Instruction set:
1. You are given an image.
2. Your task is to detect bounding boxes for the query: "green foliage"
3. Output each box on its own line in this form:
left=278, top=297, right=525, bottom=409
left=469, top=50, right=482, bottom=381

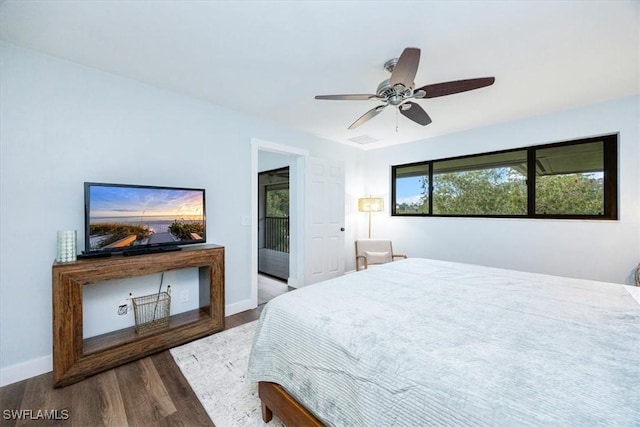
left=266, top=189, right=289, bottom=217
left=536, top=174, right=603, bottom=215
left=168, top=220, right=205, bottom=240
left=433, top=168, right=527, bottom=215
left=395, top=202, right=430, bottom=214
left=264, top=187, right=289, bottom=253
left=89, top=223, right=152, bottom=247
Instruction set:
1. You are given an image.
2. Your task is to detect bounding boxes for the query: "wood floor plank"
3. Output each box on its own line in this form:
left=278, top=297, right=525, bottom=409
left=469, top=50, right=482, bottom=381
left=94, top=369, right=129, bottom=427
left=137, top=357, right=177, bottom=417
left=15, top=374, right=47, bottom=427
left=16, top=373, right=70, bottom=427
left=149, top=352, right=213, bottom=426
left=43, top=373, right=72, bottom=427
left=224, top=304, right=264, bottom=329
left=115, top=359, right=170, bottom=425
left=71, top=369, right=128, bottom=427
left=0, top=378, right=26, bottom=427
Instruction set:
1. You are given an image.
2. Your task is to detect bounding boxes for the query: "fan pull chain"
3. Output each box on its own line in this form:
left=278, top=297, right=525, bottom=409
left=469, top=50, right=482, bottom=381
left=395, top=107, right=399, bottom=132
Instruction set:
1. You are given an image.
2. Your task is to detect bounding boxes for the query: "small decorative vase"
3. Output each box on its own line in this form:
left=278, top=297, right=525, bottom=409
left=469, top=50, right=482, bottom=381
left=56, top=230, right=77, bottom=263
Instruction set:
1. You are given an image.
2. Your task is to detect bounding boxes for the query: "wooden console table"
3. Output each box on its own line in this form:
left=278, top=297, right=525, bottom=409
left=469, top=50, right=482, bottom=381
left=52, top=244, right=224, bottom=387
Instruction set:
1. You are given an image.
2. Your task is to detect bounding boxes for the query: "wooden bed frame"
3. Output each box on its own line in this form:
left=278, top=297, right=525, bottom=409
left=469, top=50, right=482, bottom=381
left=258, top=381, right=324, bottom=426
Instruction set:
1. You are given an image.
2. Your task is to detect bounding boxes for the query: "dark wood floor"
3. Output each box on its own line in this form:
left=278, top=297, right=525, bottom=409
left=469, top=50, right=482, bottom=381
left=0, top=306, right=264, bottom=427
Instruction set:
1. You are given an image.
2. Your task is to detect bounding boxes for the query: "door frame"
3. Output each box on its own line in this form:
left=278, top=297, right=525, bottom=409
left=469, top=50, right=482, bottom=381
left=251, top=138, right=308, bottom=308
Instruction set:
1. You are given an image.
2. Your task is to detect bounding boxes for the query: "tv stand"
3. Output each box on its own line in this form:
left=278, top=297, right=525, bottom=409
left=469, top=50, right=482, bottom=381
left=52, top=244, right=224, bottom=387
left=123, top=246, right=182, bottom=256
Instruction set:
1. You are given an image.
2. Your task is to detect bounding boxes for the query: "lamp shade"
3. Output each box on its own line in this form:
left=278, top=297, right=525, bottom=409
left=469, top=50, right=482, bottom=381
left=358, top=197, right=384, bottom=213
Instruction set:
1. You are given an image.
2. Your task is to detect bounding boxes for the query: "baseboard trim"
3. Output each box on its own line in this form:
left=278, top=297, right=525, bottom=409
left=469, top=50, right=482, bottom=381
left=225, top=298, right=256, bottom=317
left=0, top=354, right=52, bottom=387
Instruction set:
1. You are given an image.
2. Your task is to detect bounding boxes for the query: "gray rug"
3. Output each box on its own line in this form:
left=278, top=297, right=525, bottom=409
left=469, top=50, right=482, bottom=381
left=170, top=321, right=284, bottom=427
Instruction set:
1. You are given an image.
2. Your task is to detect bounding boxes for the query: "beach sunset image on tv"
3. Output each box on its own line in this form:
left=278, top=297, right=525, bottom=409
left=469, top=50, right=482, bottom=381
left=88, top=185, right=205, bottom=251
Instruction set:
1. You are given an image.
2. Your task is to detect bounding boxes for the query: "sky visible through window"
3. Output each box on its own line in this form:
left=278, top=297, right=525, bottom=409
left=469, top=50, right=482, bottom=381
left=396, top=176, right=424, bottom=206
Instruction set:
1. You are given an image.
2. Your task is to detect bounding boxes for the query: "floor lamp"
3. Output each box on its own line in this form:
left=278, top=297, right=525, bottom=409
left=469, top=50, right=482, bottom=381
left=358, top=197, right=384, bottom=239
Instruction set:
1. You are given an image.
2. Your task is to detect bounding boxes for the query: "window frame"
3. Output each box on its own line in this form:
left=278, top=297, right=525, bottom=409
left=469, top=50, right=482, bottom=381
left=391, top=134, right=618, bottom=220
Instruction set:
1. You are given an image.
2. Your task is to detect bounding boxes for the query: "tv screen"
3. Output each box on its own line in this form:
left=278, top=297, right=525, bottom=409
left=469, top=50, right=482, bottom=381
left=84, top=182, right=206, bottom=254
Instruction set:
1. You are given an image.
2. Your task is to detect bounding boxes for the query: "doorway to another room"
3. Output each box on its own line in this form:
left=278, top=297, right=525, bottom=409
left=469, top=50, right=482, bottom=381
left=251, top=140, right=345, bottom=309
left=258, top=166, right=293, bottom=304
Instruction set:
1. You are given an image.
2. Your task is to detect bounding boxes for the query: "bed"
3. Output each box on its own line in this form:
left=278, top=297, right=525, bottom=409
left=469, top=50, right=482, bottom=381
left=247, top=258, right=640, bottom=426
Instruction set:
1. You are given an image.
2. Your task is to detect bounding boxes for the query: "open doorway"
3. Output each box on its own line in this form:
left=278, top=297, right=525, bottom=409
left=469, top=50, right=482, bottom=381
left=251, top=139, right=308, bottom=309
left=258, top=167, right=289, bottom=281
left=258, top=167, right=291, bottom=304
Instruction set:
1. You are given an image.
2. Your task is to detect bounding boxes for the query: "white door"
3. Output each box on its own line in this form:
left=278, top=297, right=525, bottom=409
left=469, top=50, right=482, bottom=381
left=305, top=157, right=345, bottom=285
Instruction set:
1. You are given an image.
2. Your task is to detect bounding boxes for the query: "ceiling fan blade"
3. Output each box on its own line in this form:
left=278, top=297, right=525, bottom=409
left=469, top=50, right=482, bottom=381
left=417, top=77, right=495, bottom=99
left=399, top=102, right=432, bottom=126
left=315, top=94, right=378, bottom=101
left=390, top=47, right=420, bottom=87
left=348, top=105, right=387, bottom=129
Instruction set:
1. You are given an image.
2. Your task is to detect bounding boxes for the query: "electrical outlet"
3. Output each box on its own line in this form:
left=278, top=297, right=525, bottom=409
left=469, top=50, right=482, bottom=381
left=180, top=290, right=189, bottom=303
left=117, top=299, right=131, bottom=315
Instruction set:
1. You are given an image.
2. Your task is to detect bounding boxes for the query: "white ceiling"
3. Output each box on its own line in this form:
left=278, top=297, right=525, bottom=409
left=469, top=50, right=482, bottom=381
left=1, top=1, right=638, bottom=150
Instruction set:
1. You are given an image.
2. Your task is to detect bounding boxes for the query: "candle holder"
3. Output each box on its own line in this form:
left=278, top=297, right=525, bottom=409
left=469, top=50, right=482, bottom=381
left=56, top=230, right=77, bottom=263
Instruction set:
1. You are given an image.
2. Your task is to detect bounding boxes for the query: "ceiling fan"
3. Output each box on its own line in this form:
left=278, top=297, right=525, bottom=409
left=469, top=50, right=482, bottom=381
left=315, top=47, right=495, bottom=130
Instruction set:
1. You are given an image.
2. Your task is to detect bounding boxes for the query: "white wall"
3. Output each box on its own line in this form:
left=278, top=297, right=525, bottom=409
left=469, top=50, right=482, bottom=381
left=82, top=268, right=200, bottom=338
left=0, top=42, right=364, bottom=385
left=363, top=95, right=640, bottom=285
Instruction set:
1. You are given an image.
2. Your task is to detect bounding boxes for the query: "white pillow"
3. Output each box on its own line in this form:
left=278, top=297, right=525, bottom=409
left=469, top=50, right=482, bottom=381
left=364, top=250, right=391, bottom=264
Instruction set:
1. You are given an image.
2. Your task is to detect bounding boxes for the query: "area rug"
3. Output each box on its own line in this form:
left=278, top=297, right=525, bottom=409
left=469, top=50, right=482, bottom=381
left=170, top=321, right=284, bottom=427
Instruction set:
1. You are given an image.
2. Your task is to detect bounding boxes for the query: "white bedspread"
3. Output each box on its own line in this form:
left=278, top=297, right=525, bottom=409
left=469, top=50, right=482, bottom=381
left=248, top=258, right=640, bottom=426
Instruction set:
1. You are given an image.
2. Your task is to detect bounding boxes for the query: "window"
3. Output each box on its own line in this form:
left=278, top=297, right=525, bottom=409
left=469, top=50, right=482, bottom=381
left=391, top=134, right=617, bottom=219
left=534, top=141, right=605, bottom=215
left=432, top=150, right=527, bottom=216
left=393, top=163, right=430, bottom=215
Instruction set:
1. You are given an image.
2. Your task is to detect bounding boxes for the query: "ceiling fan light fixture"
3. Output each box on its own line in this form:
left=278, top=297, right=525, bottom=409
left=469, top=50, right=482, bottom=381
left=388, top=94, right=403, bottom=106
left=314, top=47, right=495, bottom=129
left=383, top=58, right=398, bottom=74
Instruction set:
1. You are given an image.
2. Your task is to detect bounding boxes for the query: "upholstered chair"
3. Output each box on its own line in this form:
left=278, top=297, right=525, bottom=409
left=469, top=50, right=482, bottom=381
left=355, top=239, right=407, bottom=271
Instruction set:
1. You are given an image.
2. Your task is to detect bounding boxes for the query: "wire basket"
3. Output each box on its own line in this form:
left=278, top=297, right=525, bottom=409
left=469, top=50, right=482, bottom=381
left=132, top=291, right=171, bottom=334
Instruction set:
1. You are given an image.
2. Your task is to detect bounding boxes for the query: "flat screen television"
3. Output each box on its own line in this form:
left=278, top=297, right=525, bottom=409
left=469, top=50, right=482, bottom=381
left=84, top=182, right=206, bottom=255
